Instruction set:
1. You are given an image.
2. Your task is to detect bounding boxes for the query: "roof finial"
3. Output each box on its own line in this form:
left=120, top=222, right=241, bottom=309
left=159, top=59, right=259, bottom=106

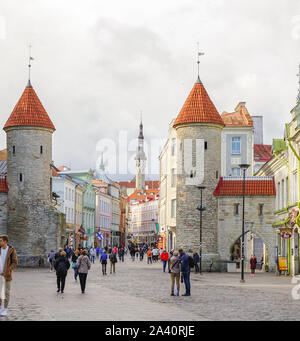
left=100, top=151, right=105, bottom=171
left=28, top=44, right=34, bottom=87
left=196, top=42, right=204, bottom=83
left=297, top=63, right=300, bottom=103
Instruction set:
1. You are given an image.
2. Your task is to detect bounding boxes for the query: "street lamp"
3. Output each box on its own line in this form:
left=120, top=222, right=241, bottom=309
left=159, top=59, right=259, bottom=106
left=196, top=186, right=206, bottom=274
left=239, top=164, right=250, bottom=283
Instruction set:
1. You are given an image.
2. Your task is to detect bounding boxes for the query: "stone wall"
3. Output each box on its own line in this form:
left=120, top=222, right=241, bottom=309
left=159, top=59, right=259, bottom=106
left=175, top=124, right=223, bottom=270
left=0, top=193, right=7, bottom=235
left=217, top=195, right=276, bottom=271
left=7, top=201, right=65, bottom=267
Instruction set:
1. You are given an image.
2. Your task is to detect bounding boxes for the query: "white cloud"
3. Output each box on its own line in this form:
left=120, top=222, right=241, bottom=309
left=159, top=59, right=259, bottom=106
left=0, top=0, right=299, bottom=179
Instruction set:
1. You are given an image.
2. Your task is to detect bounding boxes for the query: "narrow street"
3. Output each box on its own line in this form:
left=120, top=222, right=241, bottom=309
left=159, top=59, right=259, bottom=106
left=3, top=255, right=300, bottom=321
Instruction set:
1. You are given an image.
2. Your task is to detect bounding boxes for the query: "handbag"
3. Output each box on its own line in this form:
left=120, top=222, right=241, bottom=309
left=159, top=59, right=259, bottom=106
left=72, top=262, right=77, bottom=269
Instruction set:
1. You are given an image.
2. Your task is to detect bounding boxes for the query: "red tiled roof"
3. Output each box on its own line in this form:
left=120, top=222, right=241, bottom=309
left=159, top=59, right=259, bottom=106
left=118, top=180, right=159, bottom=190
left=254, top=144, right=273, bottom=162
left=173, top=78, right=224, bottom=127
left=221, top=102, right=253, bottom=127
left=127, top=189, right=159, bottom=202
left=213, top=177, right=276, bottom=196
left=0, top=177, right=8, bottom=193
left=4, top=83, right=55, bottom=131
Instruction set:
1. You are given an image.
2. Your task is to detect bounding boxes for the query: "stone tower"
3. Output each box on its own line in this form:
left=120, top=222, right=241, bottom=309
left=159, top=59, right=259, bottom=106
left=3, top=80, right=63, bottom=266
left=135, top=119, right=146, bottom=191
left=173, top=76, right=224, bottom=270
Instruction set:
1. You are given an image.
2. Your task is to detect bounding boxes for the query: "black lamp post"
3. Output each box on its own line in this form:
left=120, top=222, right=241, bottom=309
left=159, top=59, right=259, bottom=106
left=239, top=164, right=250, bottom=283
left=197, top=186, right=206, bottom=274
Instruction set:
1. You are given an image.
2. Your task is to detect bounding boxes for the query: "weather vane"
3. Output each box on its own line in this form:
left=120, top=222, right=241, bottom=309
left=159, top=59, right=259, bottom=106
left=28, top=44, right=34, bottom=83
left=197, top=42, right=204, bottom=78
left=297, top=63, right=300, bottom=103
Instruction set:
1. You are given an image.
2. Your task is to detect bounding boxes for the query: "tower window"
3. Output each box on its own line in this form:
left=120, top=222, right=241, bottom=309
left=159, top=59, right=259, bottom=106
left=13, top=146, right=15, bottom=154
left=204, top=142, right=208, bottom=150
left=259, top=204, right=264, bottom=216
left=234, top=203, right=239, bottom=215
left=40, top=146, right=43, bottom=154
left=19, top=173, right=23, bottom=182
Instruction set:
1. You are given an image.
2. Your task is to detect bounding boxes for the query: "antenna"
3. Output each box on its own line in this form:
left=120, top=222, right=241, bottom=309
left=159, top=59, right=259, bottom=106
left=197, top=42, right=205, bottom=79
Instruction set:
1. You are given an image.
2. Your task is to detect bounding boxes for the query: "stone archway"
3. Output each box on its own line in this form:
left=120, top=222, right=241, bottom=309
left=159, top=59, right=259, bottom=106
left=227, top=229, right=273, bottom=272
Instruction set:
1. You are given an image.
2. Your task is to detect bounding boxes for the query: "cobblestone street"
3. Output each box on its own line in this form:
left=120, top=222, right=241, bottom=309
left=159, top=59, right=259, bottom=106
left=2, top=255, right=300, bottom=321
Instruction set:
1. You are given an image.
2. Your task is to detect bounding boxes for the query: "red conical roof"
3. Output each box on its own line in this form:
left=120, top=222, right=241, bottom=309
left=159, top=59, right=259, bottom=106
left=3, top=82, right=55, bottom=131
left=173, top=78, right=224, bottom=128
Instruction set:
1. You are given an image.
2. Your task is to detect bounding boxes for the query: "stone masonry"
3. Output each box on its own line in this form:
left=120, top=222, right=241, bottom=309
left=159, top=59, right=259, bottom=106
left=217, top=195, right=276, bottom=271
left=175, top=124, right=223, bottom=270
left=5, top=127, right=63, bottom=267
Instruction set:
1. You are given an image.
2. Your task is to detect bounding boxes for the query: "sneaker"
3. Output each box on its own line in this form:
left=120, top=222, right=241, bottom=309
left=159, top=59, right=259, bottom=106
left=57, top=289, right=60, bottom=293
left=1, top=308, right=7, bottom=316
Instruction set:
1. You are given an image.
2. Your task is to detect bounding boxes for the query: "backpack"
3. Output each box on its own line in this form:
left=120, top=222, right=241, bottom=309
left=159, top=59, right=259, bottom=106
left=188, top=256, right=194, bottom=268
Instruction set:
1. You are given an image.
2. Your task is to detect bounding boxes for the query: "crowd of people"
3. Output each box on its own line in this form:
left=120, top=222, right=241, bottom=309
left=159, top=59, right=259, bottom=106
left=0, top=234, right=262, bottom=317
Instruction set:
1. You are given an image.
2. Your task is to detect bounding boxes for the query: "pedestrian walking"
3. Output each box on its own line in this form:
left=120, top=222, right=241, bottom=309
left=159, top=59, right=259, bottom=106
left=170, top=251, right=180, bottom=296
left=77, top=249, right=91, bottom=293
left=147, top=249, right=152, bottom=264
left=54, top=247, right=63, bottom=260
left=71, top=250, right=79, bottom=281
left=47, top=250, right=55, bottom=271
left=250, top=254, right=257, bottom=277
left=100, top=250, right=108, bottom=275
left=179, top=249, right=191, bottom=296
left=96, top=246, right=100, bottom=258
left=160, top=250, right=169, bottom=272
left=118, top=247, right=124, bottom=262
left=0, top=235, right=18, bottom=317
left=130, top=246, right=136, bottom=262
left=193, top=251, right=200, bottom=273
left=54, top=251, right=70, bottom=293
left=139, top=247, right=144, bottom=261
left=89, top=247, right=96, bottom=264
left=109, top=251, right=118, bottom=274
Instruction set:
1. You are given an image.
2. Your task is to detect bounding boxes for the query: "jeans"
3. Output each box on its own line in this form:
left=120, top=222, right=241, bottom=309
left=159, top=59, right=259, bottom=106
left=119, top=254, right=124, bottom=262
left=73, top=268, right=78, bottom=280
left=170, top=273, right=180, bottom=295
left=147, top=257, right=152, bottom=264
left=182, top=272, right=191, bottom=295
left=79, top=273, right=87, bottom=292
left=57, top=274, right=66, bottom=292
left=91, top=256, right=95, bottom=263
left=0, top=277, right=11, bottom=308
left=194, top=263, right=199, bottom=273
left=162, top=260, right=167, bottom=272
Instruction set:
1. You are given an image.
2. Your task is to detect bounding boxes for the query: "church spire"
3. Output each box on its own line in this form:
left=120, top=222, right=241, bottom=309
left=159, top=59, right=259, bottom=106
left=27, top=44, right=34, bottom=87
left=138, top=111, right=144, bottom=139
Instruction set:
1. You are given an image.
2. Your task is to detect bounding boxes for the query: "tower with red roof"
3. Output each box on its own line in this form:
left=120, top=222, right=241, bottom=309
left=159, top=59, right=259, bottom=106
left=173, top=75, right=224, bottom=265
left=3, top=80, right=61, bottom=266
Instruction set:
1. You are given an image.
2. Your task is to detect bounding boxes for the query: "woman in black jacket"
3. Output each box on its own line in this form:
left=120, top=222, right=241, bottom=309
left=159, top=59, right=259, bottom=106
left=54, top=251, right=70, bottom=293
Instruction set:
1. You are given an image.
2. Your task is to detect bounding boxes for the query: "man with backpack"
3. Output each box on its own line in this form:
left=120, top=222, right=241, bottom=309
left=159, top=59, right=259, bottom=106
left=179, top=249, right=191, bottom=296
left=109, top=250, right=118, bottom=274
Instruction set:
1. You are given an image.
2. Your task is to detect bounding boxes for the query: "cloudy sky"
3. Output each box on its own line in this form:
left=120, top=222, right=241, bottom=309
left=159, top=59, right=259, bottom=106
left=0, top=0, right=299, bottom=180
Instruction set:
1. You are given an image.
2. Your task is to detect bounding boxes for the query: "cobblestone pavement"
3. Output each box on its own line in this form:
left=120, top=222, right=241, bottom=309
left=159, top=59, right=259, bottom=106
left=2, top=255, right=300, bottom=321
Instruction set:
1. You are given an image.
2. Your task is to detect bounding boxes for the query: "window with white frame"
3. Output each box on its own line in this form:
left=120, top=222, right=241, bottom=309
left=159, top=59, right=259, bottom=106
left=231, top=168, right=241, bottom=177
left=171, top=199, right=176, bottom=218
left=232, top=137, right=241, bottom=154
